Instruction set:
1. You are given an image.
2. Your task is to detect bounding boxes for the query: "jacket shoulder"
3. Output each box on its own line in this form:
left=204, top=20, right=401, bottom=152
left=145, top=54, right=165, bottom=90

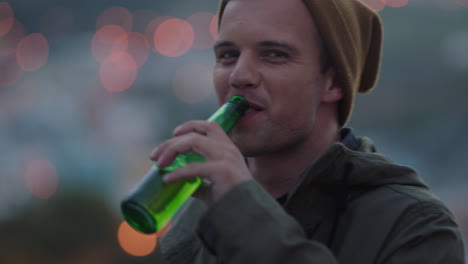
left=335, top=183, right=464, bottom=263
left=369, top=183, right=456, bottom=219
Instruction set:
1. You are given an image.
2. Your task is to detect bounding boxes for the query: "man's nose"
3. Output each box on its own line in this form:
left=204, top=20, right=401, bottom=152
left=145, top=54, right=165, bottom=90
left=229, top=54, right=260, bottom=89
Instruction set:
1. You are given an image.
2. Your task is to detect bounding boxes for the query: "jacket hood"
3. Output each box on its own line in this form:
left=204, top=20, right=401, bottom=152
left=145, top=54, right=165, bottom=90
left=294, top=136, right=428, bottom=190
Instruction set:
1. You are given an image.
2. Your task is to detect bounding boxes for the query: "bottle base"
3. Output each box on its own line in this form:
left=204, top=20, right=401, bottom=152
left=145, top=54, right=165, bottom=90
left=121, top=201, right=156, bottom=234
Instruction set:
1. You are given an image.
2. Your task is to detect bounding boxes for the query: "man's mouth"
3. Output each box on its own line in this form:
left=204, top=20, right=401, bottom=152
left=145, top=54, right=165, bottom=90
left=243, top=101, right=264, bottom=118
left=246, top=100, right=264, bottom=111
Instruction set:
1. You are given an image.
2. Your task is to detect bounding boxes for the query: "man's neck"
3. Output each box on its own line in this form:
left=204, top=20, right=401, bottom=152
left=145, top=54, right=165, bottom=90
left=246, top=118, right=341, bottom=198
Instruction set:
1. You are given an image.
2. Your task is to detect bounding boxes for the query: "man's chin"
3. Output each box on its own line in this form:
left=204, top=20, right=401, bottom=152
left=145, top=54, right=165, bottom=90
left=237, top=143, right=264, bottom=158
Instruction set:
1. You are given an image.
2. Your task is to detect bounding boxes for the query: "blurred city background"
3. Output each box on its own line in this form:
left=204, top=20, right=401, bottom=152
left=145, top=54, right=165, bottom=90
left=0, top=0, right=467, bottom=262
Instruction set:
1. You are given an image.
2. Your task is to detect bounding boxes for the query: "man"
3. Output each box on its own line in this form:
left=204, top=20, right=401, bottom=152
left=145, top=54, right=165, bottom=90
left=151, top=0, right=465, bottom=263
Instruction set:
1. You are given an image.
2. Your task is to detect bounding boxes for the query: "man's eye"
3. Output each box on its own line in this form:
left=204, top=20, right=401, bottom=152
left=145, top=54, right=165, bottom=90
left=218, top=51, right=239, bottom=60
left=264, top=50, right=288, bottom=58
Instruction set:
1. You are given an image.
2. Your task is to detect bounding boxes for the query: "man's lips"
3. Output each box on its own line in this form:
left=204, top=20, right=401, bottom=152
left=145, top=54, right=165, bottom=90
left=242, top=101, right=264, bottom=119
left=247, top=101, right=264, bottom=111
left=225, top=96, right=265, bottom=117
left=244, top=107, right=258, bottom=115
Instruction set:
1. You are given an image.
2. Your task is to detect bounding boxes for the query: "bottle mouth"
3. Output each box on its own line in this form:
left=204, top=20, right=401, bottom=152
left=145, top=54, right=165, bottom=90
left=228, top=95, right=249, bottom=115
left=121, top=201, right=156, bottom=234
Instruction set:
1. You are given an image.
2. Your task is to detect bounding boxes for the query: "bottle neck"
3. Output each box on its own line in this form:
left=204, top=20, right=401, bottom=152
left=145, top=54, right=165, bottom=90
left=207, top=103, right=243, bottom=134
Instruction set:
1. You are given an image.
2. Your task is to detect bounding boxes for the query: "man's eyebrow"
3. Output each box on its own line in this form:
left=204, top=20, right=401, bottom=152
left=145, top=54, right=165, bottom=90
left=258, top=41, right=299, bottom=53
left=213, top=41, right=235, bottom=50
left=213, top=40, right=299, bottom=53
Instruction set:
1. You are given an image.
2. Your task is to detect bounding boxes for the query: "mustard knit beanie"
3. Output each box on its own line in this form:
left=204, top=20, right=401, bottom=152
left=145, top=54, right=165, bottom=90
left=217, top=0, right=383, bottom=126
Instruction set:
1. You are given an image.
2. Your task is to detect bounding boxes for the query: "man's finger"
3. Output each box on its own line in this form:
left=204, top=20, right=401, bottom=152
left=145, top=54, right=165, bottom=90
left=156, top=133, right=225, bottom=168
left=162, top=162, right=212, bottom=184
left=173, top=120, right=226, bottom=139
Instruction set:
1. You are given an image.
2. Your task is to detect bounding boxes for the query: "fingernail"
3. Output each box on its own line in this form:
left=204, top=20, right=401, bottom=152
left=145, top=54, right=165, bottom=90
left=173, top=125, right=182, bottom=135
left=150, top=148, right=158, bottom=159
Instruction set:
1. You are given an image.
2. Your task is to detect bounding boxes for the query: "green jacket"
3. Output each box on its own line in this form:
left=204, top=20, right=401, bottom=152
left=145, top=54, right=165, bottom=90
left=159, top=136, right=465, bottom=263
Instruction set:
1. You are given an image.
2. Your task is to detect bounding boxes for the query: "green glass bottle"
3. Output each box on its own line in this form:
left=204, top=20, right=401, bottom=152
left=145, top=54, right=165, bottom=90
left=121, top=95, right=249, bottom=234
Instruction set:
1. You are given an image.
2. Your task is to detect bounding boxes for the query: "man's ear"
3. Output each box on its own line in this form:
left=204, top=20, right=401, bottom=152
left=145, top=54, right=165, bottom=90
left=321, top=68, right=343, bottom=103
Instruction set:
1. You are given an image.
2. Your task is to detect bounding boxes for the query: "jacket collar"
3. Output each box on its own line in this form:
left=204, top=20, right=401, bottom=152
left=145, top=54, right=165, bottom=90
left=282, top=142, right=349, bottom=241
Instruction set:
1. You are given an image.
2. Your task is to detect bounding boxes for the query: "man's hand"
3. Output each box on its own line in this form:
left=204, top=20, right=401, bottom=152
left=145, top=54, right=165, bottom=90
left=150, top=120, right=252, bottom=204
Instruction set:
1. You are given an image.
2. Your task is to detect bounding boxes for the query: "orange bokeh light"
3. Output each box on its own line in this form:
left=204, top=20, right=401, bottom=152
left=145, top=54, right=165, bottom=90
left=113, top=32, right=150, bottom=68
left=187, top=12, right=216, bottom=50
left=153, top=18, right=194, bottom=57
left=23, top=159, right=59, bottom=200
left=173, top=63, right=214, bottom=104
left=96, top=6, right=133, bottom=32
left=0, top=2, right=14, bottom=37
left=0, top=48, right=23, bottom=87
left=384, top=0, right=409, bottom=8
left=209, top=14, right=218, bottom=41
left=360, top=0, right=386, bottom=11
left=16, top=33, right=49, bottom=72
left=117, top=221, right=157, bottom=257
left=99, top=51, right=137, bottom=92
left=145, top=16, right=173, bottom=52
left=91, top=25, right=128, bottom=63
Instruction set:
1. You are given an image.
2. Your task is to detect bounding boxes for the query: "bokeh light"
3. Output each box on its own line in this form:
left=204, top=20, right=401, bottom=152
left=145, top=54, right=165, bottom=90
left=16, top=33, right=49, bottom=72
left=385, top=0, right=409, bottom=8
left=113, top=32, right=150, bottom=68
left=0, top=48, right=23, bottom=87
left=209, top=14, right=218, bottom=41
left=187, top=12, right=216, bottom=50
left=173, top=63, right=214, bottom=104
left=153, top=18, right=194, bottom=57
left=99, top=51, right=137, bottom=92
left=145, top=16, right=172, bottom=52
left=360, top=0, right=386, bottom=11
left=23, top=159, right=59, bottom=200
left=96, top=6, right=133, bottom=32
left=39, top=7, right=74, bottom=39
left=0, top=19, right=26, bottom=50
left=117, top=221, right=157, bottom=257
left=0, top=2, right=14, bottom=37
left=91, top=25, right=128, bottom=63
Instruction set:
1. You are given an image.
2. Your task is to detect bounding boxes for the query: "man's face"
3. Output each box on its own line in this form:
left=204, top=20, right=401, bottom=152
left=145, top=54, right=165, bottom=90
left=213, top=0, right=336, bottom=157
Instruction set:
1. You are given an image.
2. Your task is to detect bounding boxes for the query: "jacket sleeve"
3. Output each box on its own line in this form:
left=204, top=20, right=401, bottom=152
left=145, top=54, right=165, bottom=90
left=377, top=202, right=465, bottom=264
left=159, top=198, right=217, bottom=264
left=196, top=180, right=338, bottom=264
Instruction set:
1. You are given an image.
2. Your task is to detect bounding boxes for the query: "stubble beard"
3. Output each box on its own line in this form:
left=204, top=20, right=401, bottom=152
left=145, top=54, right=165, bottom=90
left=229, top=118, right=315, bottom=159
left=229, top=124, right=265, bottom=158
left=228, top=122, right=294, bottom=158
